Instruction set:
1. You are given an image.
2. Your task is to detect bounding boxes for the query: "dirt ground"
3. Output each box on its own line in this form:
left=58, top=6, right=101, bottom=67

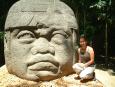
left=0, top=65, right=115, bottom=87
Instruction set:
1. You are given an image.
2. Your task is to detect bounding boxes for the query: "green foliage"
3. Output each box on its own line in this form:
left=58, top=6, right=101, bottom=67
left=68, top=0, right=112, bottom=43
left=90, top=0, right=107, bottom=9
left=0, top=32, right=4, bottom=40
left=84, top=25, right=96, bottom=42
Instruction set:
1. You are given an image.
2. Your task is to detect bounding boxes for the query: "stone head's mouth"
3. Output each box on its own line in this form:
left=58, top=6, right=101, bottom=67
left=28, top=61, right=59, bottom=73
left=27, top=54, right=60, bottom=74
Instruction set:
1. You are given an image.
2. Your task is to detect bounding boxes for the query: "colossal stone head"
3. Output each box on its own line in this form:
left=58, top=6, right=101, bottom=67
left=4, top=0, right=78, bottom=81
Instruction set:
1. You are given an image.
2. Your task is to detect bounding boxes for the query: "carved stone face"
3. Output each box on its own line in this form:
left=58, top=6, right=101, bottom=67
left=4, top=0, right=78, bottom=81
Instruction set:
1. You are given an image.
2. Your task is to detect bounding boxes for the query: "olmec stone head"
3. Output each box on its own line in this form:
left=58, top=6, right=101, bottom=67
left=4, top=0, right=78, bottom=81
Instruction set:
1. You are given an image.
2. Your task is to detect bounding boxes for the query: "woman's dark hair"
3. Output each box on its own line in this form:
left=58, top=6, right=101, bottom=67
left=80, top=34, right=87, bottom=41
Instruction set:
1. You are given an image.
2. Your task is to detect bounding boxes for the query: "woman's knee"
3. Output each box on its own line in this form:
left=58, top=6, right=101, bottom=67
left=72, top=64, right=82, bottom=74
left=79, top=70, right=94, bottom=79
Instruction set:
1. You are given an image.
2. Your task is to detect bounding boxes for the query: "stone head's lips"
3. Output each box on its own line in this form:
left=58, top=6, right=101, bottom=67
left=28, top=62, right=58, bottom=73
left=27, top=54, right=59, bottom=73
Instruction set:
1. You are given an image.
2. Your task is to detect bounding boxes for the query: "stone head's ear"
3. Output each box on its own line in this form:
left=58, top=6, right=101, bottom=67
left=72, top=29, right=79, bottom=48
left=4, top=31, right=11, bottom=62
left=72, top=29, right=79, bottom=64
left=4, top=31, right=13, bottom=72
left=4, top=32, right=9, bottom=52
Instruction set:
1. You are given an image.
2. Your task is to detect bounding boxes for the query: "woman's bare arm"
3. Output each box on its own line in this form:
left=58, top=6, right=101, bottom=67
left=84, top=47, right=94, bottom=67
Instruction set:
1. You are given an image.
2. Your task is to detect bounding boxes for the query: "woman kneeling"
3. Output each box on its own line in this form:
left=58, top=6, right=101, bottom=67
left=73, top=35, right=95, bottom=82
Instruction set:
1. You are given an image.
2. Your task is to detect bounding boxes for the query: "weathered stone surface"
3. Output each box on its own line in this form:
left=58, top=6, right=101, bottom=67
left=4, top=0, right=78, bottom=81
left=0, top=65, right=104, bottom=87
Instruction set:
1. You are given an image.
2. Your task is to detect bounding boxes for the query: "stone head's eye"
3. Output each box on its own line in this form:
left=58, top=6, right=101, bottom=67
left=17, top=30, right=35, bottom=39
left=16, top=30, right=35, bottom=44
left=51, top=33, right=66, bottom=44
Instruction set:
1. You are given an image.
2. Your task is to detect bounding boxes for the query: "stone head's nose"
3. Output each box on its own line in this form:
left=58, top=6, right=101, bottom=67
left=31, top=38, right=55, bottom=55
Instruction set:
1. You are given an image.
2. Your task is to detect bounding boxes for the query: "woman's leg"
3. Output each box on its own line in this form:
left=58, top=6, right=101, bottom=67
left=79, top=67, right=95, bottom=80
left=72, top=63, right=84, bottom=75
